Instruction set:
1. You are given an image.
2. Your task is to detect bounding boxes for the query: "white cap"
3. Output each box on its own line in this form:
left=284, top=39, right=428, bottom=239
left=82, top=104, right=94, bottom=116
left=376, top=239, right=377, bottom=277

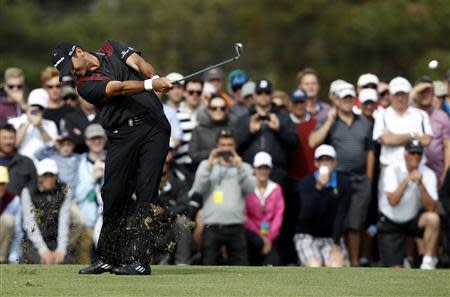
left=336, top=82, right=356, bottom=98
left=389, top=77, right=412, bottom=94
left=253, top=151, right=272, bottom=168
left=166, top=72, right=184, bottom=85
left=202, top=82, right=216, bottom=95
left=359, top=88, right=378, bottom=104
left=329, top=79, right=347, bottom=95
left=357, top=73, right=379, bottom=87
left=27, top=88, right=49, bottom=109
left=37, top=158, right=59, bottom=176
left=314, top=144, right=336, bottom=160
left=241, top=81, right=256, bottom=98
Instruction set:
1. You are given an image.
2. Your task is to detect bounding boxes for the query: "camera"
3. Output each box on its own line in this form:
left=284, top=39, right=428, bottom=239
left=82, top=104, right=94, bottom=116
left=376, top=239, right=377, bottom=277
left=216, top=151, right=233, bottom=159
left=258, top=114, right=270, bottom=121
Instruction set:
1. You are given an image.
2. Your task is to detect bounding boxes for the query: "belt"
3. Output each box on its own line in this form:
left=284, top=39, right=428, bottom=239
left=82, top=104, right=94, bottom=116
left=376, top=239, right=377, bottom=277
left=126, top=114, right=149, bottom=127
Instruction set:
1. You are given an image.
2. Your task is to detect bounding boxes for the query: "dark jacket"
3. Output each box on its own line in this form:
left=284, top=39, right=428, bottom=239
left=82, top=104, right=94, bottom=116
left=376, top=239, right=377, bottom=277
left=236, top=105, right=299, bottom=183
left=64, top=107, right=100, bottom=154
left=5, top=153, right=37, bottom=196
left=296, top=172, right=351, bottom=244
left=188, top=107, right=237, bottom=164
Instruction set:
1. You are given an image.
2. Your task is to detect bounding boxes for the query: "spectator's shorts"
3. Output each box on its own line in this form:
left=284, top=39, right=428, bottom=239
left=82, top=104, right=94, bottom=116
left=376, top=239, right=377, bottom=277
left=293, top=233, right=346, bottom=265
left=345, top=175, right=372, bottom=231
left=377, top=213, right=424, bottom=267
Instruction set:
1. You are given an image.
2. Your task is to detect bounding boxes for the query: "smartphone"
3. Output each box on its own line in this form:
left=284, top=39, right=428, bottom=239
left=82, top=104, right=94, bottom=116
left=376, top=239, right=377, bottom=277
left=258, top=114, right=270, bottom=121
left=217, top=151, right=233, bottom=159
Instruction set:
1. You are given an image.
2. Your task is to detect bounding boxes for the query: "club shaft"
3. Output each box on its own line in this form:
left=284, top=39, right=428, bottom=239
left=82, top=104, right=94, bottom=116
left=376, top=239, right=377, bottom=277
left=171, top=56, right=238, bottom=84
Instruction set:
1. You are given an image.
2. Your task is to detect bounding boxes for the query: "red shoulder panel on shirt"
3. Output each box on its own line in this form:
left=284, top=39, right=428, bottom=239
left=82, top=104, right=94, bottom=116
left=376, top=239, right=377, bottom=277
left=76, top=73, right=111, bottom=88
left=99, top=40, right=114, bottom=57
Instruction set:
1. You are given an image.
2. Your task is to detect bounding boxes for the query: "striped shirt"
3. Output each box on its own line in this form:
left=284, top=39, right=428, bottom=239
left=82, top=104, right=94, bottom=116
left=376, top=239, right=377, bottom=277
left=175, top=103, right=199, bottom=164
left=317, top=114, right=373, bottom=175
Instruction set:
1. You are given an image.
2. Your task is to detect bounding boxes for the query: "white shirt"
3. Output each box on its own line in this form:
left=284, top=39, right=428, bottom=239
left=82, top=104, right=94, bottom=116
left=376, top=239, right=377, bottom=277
left=373, top=106, right=433, bottom=166
left=8, top=114, right=58, bottom=164
left=379, top=161, right=438, bottom=223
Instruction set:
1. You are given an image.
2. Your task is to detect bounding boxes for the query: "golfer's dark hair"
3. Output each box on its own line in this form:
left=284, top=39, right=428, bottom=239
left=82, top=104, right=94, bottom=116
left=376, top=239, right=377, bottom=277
left=216, top=129, right=235, bottom=143
left=0, top=123, right=16, bottom=134
left=184, top=78, right=204, bottom=90
left=297, top=67, right=319, bottom=84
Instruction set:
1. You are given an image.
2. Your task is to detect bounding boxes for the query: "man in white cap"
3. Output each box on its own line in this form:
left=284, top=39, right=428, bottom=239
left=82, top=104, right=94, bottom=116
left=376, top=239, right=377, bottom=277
left=21, top=158, right=71, bottom=264
left=359, top=88, right=378, bottom=127
left=8, top=89, right=58, bottom=164
left=310, top=82, right=374, bottom=267
left=354, top=73, right=380, bottom=114
left=294, top=144, right=351, bottom=267
left=373, top=76, right=433, bottom=168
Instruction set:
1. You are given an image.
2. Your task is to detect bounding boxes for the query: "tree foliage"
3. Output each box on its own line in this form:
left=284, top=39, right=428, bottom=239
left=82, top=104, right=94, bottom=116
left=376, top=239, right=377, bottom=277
left=1, top=0, right=449, bottom=98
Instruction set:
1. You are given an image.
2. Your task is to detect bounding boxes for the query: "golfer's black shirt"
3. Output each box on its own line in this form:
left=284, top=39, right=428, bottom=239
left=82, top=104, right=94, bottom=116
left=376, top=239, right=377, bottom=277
left=76, top=40, right=163, bottom=130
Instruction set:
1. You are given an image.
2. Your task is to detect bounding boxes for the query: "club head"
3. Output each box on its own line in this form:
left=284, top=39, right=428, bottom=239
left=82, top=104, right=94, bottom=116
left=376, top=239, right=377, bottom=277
left=234, top=42, right=243, bottom=59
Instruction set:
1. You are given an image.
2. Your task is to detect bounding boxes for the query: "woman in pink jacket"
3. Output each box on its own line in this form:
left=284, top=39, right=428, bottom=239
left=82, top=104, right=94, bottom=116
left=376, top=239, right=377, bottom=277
left=245, top=152, right=285, bottom=265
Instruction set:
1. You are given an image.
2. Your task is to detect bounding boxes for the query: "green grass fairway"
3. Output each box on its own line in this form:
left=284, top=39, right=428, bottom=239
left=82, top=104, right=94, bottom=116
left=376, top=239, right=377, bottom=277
left=1, top=265, right=449, bottom=297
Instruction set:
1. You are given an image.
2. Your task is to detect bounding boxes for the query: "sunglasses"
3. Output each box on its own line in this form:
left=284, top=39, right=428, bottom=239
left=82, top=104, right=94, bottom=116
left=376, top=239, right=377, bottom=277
left=232, top=85, right=243, bottom=92
left=7, top=84, right=24, bottom=90
left=408, top=151, right=422, bottom=156
left=256, top=90, right=271, bottom=95
left=46, top=84, right=61, bottom=89
left=63, top=95, right=78, bottom=101
left=187, top=90, right=202, bottom=96
left=208, top=105, right=227, bottom=111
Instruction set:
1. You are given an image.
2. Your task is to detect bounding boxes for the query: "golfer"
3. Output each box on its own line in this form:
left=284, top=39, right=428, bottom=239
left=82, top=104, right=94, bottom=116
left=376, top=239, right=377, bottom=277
left=52, top=40, right=173, bottom=275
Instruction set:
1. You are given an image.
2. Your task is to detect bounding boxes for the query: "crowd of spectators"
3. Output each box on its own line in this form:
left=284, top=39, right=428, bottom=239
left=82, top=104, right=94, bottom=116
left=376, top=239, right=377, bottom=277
left=0, top=63, right=449, bottom=270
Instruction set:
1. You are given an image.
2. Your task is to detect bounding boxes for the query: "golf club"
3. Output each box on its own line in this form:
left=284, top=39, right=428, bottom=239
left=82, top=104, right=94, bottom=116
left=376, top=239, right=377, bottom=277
left=170, top=42, right=243, bottom=84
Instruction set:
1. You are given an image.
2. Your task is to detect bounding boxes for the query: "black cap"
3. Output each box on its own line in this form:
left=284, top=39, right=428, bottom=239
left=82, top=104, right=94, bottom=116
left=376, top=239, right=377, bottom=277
left=290, top=88, right=307, bottom=103
left=414, top=75, right=433, bottom=86
left=405, top=140, right=423, bottom=153
left=255, top=79, right=273, bottom=94
left=52, top=42, right=77, bottom=80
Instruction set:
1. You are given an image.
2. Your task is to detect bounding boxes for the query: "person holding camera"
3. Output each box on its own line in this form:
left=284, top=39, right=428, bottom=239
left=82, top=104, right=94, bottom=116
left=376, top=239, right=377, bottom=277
left=191, top=129, right=255, bottom=265
left=8, top=89, right=58, bottom=165
left=294, top=145, right=351, bottom=267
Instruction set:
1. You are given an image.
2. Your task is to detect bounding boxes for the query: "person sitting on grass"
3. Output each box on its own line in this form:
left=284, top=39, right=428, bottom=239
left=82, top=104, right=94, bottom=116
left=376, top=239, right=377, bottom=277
left=294, top=144, right=351, bottom=267
left=21, top=158, right=71, bottom=264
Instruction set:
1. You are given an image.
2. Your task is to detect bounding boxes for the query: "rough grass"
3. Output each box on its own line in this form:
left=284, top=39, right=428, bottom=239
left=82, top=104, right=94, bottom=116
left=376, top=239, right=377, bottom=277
left=1, top=265, right=449, bottom=297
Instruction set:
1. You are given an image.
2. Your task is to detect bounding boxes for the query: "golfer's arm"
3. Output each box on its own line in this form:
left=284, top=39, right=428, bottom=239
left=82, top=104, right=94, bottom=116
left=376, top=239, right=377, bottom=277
left=125, top=53, right=155, bottom=78
left=105, top=80, right=146, bottom=97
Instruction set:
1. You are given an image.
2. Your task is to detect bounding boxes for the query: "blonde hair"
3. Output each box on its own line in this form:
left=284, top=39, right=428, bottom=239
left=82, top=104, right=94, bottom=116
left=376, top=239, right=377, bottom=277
left=297, top=68, right=319, bottom=85
left=4, top=67, right=24, bottom=81
left=40, top=66, right=59, bottom=84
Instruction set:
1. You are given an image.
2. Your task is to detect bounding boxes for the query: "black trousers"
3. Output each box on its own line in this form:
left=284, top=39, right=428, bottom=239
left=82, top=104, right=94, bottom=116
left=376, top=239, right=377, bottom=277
left=202, top=224, right=248, bottom=265
left=96, top=114, right=170, bottom=266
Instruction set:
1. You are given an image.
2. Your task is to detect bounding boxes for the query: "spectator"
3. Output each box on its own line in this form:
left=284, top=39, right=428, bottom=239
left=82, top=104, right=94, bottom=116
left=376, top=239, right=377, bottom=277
left=377, top=140, right=439, bottom=269
left=174, top=79, right=204, bottom=179
left=203, top=68, right=233, bottom=108
left=0, top=67, right=26, bottom=124
left=232, top=81, right=255, bottom=118
left=309, top=82, right=374, bottom=267
left=432, top=80, right=448, bottom=116
left=294, top=145, right=351, bottom=267
left=64, top=96, right=100, bottom=154
left=227, top=69, right=249, bottom=105
left=245, top=152, right=285, bottom=265
left=61, top=86, right=79, bottom=108
left=359, top=88, right=378, bottom=126
left=373, top=76, right=433, bottom=168
left=8, top=89, right=58, bottom=165
left=0, top=124, right=37, bottom=195
left=354, top=73, right=379, bottom=114
left=272, top=90, right=291, bottom=113
left=21, top=158, right=71, bottom=264
left=297, top=68, right=330, bottom=121
left=329, top=79, right=347, bottom=103
left=191, top=130, right=254, bottom=265
left=375, top=80, right=390, bottom=117
left=412, top=76, right=450, bottom=187
left=163, top=72, right=184, bottom=146
left=0, top=166, right=22, bottom=263
left=189, top=94, right=237, bottom=165
left=41, top=67, right=74, bottom=133
left=156, top=149, right=193, bottom=265
left=75, top=124, right=106, bottom=263
left=236, top=79, right=299, bottom=184
left=34, top=132, right=80, bottom=189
